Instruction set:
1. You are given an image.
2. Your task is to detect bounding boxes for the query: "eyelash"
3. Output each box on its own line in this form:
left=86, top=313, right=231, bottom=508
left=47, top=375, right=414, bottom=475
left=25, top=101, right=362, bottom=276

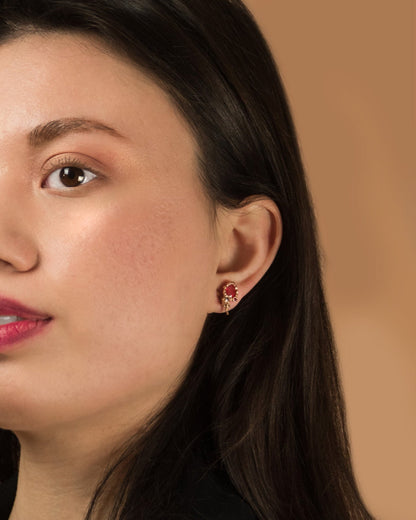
left=41, top=155, right=101, bottom=190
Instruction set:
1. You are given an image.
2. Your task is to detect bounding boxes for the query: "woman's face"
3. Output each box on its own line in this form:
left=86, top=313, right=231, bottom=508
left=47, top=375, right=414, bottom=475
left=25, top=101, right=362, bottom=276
left=0, top=33, right=220, bottom=434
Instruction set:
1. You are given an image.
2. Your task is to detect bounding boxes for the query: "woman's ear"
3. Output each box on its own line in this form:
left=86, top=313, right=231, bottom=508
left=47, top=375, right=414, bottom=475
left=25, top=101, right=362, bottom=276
left=208, top=196, right=282, bottom=314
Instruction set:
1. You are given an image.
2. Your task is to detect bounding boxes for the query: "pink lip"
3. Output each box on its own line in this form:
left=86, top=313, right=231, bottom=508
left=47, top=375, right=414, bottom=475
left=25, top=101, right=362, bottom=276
left=0, top=319, right=52, bottom=352
left=0, top=295, right=52, bottom=352
left=0, top=295, right=51, bottom=320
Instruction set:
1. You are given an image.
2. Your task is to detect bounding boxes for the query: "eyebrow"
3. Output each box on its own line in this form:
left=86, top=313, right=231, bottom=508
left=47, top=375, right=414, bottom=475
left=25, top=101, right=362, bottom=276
left=28, top=117, right=126, bottom=147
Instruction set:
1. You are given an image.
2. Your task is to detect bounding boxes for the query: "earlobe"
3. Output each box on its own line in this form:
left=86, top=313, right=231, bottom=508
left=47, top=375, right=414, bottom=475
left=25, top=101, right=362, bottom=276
left=209, top=197, right=282, bottom=314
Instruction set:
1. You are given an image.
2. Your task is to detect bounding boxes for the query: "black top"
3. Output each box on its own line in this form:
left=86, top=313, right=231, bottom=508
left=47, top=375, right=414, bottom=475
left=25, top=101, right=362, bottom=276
left=0, top=466, right=257, bottom=520
left=0, top=473, right=16, bottom=520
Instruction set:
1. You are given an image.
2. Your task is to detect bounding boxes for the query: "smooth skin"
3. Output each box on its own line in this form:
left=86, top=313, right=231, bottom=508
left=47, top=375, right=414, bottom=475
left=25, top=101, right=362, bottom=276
left=0, top=33, right=282, bottom=520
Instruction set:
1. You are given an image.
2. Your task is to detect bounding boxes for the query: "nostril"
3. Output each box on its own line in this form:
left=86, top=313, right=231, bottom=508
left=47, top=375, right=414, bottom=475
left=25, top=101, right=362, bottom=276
left=0, top=239, right=39, bottom=272
left=0, top=254, right=39, bottom=272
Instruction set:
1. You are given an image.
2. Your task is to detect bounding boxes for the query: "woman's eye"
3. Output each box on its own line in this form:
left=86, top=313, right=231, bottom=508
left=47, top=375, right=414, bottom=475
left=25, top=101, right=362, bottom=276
left=43, top=165, right=98, bottom=189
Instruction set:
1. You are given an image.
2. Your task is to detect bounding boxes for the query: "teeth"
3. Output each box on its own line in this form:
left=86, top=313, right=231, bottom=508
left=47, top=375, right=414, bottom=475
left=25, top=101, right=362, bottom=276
left=0, top=316, right=27, bottom=325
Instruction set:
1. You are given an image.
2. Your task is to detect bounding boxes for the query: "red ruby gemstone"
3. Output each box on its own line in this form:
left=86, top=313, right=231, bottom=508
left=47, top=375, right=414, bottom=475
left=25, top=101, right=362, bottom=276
left=225, top=284, right=237, bottom=298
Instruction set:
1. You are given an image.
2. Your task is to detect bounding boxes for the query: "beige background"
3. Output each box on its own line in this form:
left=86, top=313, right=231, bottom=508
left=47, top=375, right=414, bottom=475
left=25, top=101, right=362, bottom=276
left=244, top=1, right=415, bottom=519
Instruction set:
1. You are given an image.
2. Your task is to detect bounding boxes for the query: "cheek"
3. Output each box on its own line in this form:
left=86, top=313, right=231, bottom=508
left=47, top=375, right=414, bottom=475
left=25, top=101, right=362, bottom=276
left=66, top=197, right=211, bottom=322
left=45, top=197, right=183, bottom=315
left=85, top=203, right=177, bottom=313
left=31, top=192, right=215, bottom=416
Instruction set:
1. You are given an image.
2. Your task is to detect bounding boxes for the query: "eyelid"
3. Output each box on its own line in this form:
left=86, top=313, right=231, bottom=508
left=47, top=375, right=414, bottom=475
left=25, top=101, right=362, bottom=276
left=41, top=154, right=103, bottom=189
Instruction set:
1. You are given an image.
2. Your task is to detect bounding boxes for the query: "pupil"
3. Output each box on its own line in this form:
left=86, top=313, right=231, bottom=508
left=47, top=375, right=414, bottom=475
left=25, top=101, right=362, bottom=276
left=60, top=167, right=85, bottom=187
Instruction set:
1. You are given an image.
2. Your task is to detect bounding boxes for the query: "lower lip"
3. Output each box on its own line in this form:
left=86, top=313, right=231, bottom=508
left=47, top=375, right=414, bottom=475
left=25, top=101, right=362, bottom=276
left=0, top=319, right=52, bottom=353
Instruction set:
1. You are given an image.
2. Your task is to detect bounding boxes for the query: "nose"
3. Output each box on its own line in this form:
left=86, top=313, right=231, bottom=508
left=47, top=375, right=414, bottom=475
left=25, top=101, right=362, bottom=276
left=0, top=142, right=40, bottom=271
left=0, top=188, right=39, bottom=272
left=0, top=229, right=39, bottom=272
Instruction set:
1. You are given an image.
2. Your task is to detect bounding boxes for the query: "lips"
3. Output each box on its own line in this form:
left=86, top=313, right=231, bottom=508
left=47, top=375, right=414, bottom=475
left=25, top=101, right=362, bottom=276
left=0, top=295, right=52, bottom=352
left=0, top=295, right=52, bottom=321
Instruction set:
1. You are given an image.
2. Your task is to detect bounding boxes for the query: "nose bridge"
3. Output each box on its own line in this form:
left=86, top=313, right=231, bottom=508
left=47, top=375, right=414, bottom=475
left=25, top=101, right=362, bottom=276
left=0, top=153, right=40, bottom=272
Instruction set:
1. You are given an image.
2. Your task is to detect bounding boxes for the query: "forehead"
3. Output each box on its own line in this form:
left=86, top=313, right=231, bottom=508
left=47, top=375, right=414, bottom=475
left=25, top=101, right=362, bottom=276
left=0, top=32, right=196, bottom=160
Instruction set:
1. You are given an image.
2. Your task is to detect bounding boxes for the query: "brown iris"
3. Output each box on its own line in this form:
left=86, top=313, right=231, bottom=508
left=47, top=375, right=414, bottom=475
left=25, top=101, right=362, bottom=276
left=59, top=166, right=86, bottom=187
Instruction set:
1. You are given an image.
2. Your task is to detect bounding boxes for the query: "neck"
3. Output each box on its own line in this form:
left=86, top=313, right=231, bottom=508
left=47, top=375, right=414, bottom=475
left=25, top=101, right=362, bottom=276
left=8, top=418, right=140, bottom=520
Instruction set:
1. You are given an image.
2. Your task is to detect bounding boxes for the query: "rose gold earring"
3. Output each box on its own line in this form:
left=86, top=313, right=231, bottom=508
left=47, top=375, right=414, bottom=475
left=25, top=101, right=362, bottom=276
left=221, top=281, right=239, bottom=315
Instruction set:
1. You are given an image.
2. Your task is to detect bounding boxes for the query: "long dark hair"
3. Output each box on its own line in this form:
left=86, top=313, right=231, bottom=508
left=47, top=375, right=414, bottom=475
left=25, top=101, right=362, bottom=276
left=0, top=1, right=375, bottom=519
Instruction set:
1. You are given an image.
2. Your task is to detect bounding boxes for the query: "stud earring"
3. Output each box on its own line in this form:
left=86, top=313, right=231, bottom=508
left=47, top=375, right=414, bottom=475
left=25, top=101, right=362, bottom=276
left=221, top=281, right=239, bottom=315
